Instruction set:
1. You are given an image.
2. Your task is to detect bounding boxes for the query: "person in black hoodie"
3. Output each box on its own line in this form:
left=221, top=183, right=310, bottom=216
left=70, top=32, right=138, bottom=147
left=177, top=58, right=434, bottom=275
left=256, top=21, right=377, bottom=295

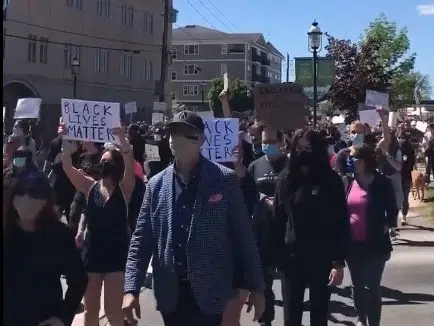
left=3, top=171, right=88, bottom=326
left=274, top=128, right=350, bottom=326
left=397, top=131, right=416, bottom=225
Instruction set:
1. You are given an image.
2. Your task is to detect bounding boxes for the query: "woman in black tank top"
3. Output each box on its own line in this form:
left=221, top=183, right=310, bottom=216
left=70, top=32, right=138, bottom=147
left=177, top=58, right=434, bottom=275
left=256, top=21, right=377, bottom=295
left=60, top=123, right=136, bottom=326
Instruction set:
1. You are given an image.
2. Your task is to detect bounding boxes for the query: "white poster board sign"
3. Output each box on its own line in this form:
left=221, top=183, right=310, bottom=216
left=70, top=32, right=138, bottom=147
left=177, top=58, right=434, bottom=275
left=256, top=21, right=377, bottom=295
left=416, top=121, right=428, bottom=133
left=388, top=111, right=399, bottom=128
left=124, top=101, right=137, bottom=115
left=359, top=110, right=380, bottom=128
left=145, top=144, right=160, bottom=161
left=197, top=111, right=215, bottom=120
left=153, top=102, right=167, bottom=112
left=152, top=112, right=164, bottom=125
left=331, top=115, right=345, bottom=124
left=223, top=72, right=229, bottom=91
left=3, top=107, right=5, bottom=122
left=14, top=98, right=42, bottom=119
left=201, top=118, right=239, bottom=162
left=365, top=90, right=389, bottom=110
left=61, top=98, right=120, bottom=143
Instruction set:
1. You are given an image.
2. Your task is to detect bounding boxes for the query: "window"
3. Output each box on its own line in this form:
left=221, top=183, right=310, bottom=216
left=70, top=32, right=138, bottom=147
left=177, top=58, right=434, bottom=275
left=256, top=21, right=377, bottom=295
left=39, top=37, right=48, bottom=64
left=171, top=72, right=177, bottom=80
left=220, top=63, right=227, bottom=74
left=96, top=0, right=110, bottom=18
left=120, top=53, right=133, bottom=77
left=171, top=48, right=177, bottom=59
left=121, top=4, right=134, bottom=27
left=183, top=85, right=198, bottom=96
left=142, top=60, right=153, bottom=80
left=64, top=44, right=80, bottom=67
left=221, top=44, right=227, bottom=54
left=27, top=35, right=37, bottom=62
left=144, top=12, right=154, bottom=34
left=66, top=0, right=82, bottom=9
left=94, top=49, right=109, bottom=74
left=184, top=44, right=199, bottom=55
left=171, top=92, right=177, bottom=100
left=184, top=64, right=199, bottom=75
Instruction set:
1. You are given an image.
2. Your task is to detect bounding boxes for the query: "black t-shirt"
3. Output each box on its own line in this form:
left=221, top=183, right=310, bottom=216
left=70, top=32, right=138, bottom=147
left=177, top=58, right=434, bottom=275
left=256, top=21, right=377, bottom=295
left=248, top=155, right=287, bottom=197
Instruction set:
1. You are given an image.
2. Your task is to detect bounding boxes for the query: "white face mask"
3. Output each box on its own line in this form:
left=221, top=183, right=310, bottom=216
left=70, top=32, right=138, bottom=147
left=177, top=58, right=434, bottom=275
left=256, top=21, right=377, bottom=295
left=169, top=135, right=201, bottom=162
left=13, top=195, right=47, bottom=222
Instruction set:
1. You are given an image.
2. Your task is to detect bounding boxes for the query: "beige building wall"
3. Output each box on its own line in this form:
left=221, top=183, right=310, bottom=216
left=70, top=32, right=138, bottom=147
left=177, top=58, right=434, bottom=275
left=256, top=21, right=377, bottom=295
left=3, top=0, right=172, bottom=139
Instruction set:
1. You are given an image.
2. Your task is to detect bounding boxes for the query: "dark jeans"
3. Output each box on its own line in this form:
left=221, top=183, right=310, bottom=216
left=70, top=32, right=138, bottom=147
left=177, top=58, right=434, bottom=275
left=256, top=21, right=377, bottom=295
left=347, top=250, right=390, bottom=326
left=282, top=259, right=331, bottom=326
left=258, top=266, right=275, bottom=324
left=161, top=280, right=222, bottom=326
left=401, top=178, right=411, bottom=217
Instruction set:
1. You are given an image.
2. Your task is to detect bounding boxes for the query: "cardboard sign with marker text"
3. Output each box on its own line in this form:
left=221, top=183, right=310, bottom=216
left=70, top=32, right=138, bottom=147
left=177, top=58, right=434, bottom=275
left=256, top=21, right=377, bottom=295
left=61, top=98, right=120, bottom=143
left=254, top=82, right=307, bottom=130
left=14, top=98, right=42, bottom=119
left=201, top=118, right=239, bottom=162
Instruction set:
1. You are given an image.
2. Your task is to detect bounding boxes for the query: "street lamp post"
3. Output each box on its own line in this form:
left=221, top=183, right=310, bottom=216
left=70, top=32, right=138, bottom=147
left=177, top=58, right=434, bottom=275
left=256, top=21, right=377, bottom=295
left=201, top=81, right=206, bottom=110
left=308, top=21, right=323, bottom=128
left=71, top=57, right=80, bottom=98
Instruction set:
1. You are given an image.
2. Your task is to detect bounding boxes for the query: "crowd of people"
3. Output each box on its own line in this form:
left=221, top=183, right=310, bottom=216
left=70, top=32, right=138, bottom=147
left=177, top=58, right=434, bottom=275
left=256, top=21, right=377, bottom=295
left=3, top=92, right=434, bottom=326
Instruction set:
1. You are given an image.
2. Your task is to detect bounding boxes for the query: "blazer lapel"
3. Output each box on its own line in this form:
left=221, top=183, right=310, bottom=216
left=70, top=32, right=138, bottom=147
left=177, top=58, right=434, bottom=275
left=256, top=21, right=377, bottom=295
left=163, top=164, right=175, bottom=249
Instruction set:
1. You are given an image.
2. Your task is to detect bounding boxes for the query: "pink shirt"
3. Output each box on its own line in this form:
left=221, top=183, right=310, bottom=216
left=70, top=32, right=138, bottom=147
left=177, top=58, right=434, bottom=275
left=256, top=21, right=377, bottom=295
left=347, top=181, right=368, bottom=242
left=134, top=161, right=144, bottom=180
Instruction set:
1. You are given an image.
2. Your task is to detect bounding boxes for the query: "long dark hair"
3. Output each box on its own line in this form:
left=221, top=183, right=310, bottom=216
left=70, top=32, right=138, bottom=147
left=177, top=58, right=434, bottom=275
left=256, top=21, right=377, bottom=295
left=280, top=128, right=332, bottom=195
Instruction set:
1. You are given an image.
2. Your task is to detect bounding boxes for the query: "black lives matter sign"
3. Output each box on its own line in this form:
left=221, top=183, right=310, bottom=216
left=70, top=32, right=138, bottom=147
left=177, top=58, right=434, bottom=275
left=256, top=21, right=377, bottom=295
left=201, top=118, right=239, bottom=162
left=61, top=99, right=120, bottom=143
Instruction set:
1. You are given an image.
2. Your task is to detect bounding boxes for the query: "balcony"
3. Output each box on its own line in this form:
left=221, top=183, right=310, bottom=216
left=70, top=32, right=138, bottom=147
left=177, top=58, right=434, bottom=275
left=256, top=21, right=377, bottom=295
left=251, top=51, right=261, bottom=63
left=261, top=54, right=270, bottom=66
left=262, top=76, right=270, bottom=84
left=252, top=71, right=262, bottom=82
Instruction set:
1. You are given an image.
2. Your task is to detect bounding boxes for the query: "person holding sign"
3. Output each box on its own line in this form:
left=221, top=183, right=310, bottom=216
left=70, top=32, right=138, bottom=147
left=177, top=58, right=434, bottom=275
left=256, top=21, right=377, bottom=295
left=123, top=111, right=265, bottom=326
left=59, top=119, right=135, bottom=326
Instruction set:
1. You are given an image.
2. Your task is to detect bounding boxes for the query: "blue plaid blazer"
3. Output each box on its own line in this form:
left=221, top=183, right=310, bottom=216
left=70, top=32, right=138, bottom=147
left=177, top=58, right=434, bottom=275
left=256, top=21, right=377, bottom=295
left=124, top=157, right=264, bottom=314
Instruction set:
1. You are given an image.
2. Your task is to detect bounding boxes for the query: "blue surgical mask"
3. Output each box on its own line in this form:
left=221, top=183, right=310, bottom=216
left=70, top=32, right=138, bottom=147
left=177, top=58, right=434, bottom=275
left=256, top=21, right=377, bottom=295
left=262, top=143, right=281, bottom=157
left=13, top=157, right=26, bottom=168
left=350, top=133, right=364, bottom=146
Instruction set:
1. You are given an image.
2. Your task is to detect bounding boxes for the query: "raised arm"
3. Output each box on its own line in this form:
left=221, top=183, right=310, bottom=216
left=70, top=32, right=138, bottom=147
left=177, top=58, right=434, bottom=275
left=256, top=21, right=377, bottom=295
left=117, top=134, right=135, bottom=202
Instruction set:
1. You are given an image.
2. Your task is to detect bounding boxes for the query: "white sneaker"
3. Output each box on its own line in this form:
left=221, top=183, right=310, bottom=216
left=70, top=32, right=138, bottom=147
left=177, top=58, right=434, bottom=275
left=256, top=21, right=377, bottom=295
left=390, top=228, right=398, bottom=243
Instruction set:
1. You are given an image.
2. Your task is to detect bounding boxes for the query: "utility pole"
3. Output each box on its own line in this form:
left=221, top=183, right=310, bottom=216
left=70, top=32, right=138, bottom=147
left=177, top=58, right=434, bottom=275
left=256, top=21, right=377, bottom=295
left=158, top=0, right=170, bottom=103
left=286, top=53, right=290, bottom=82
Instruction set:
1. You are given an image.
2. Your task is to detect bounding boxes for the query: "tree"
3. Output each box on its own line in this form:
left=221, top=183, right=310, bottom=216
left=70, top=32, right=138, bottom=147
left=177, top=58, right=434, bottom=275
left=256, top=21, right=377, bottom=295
left=325, top=34, right=392, bottom=122
left=362, top=14, right=432, bottom=109
left=207, top=77, right=254, bottom=117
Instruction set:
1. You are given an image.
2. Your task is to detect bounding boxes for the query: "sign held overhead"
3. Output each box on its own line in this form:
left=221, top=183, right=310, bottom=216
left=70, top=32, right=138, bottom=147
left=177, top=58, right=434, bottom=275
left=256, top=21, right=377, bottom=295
left=14, top=98, right=42, bottom=119
left=201, top=118, right=239, bottom=162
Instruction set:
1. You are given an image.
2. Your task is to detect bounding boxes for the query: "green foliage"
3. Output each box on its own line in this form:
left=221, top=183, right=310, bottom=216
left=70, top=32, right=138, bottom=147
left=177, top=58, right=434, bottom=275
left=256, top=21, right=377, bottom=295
left=207, top=77, right=253, bottom=118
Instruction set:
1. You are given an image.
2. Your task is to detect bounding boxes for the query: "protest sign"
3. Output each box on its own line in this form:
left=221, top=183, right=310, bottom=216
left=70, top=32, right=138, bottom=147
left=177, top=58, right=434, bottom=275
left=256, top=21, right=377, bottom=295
left=14, top=98, right=41, bottom=119
left=145, top=144, right=160, bottom=161
left=61, top=98, right=120, bottom=143
left=358, top=103, right=380, bottom=127
left=331, top=115, right=345, bottom=124
left=2, top=107, right=5, bottom=122
left=254, top=82, right=307, bottom=130
left=416, top=121, right=428, bottom=133
left=388, top=111, right=399, bottom=128
left=153, top=102, right=166, bottom=112
left=124, top=101, right=137, bottom=115
left=223, top=72, right=229, bottom=92
left=201, top=118, right=239, bottom=162
left=197, top=111, right=215, bottom=120
left=365, top=90, right=389, bottom=110
left=152, top=112, right=164, bottom=125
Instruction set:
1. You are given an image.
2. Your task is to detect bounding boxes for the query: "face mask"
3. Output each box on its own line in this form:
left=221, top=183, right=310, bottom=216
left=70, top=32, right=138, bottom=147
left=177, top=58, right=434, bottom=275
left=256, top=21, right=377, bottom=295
left=293, top=151, right=314, bottom=167
left=154, top=134, right=162, bottom=141
left=13, top=195, right=47, bottom=222
left=13, top=157, right=27, bottom=168
left=13, top=127, right=24, bottom=137
left=327, top=145, right=335, bottom=156
left=262, top=143, right=281, bottom=157
left=99, top=161, right=117, bottom=179
left=169, top=135, right=201, bottom=161
left=350, top=133, right=364, bottom=146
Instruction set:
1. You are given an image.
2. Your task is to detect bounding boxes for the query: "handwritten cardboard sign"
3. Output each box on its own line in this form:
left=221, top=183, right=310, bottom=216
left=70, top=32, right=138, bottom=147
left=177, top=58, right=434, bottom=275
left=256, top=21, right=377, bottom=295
left=145, top=144, right=160, bottom=161
left=201, top=118, right=239, bottom=162
left=61, top=98, right=120, bottom=143
left=152, top=112, right=164, bottom=125
left=14, top=98, right=42, bottom=119
left=365, top=90, right=389, bottom=110
left=254, top=82, right=307, bottom=130
left=358, top=103, right=380, bottom=127
left=124, top=101, right=137, bottom=115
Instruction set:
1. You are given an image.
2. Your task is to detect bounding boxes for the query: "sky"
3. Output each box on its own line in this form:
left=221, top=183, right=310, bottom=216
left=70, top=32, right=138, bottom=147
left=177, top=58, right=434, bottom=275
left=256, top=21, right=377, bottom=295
left=173, top=0, right=434, bottom=97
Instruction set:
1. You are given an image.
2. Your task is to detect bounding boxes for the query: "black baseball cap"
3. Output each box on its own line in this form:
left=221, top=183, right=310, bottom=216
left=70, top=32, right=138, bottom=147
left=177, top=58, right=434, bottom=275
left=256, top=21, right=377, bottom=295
left=168, top=111, right=205, bottom=132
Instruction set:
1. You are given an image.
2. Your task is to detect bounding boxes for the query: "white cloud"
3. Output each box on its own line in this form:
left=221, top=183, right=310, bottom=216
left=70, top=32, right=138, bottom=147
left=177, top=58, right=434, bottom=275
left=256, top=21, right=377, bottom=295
left=416, top=4, right=434, bottom=15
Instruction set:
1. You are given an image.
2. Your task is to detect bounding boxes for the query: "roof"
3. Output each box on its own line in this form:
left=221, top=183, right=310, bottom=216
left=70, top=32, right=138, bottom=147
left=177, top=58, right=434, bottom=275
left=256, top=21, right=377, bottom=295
left=173, top=25, right=284, bottom=58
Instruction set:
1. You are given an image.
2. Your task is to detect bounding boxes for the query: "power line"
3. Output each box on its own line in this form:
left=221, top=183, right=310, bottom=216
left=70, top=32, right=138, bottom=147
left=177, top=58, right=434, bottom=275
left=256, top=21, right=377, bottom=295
left=5, top=19, right=161, bottom=48
left=4, top=33, right=157, bottom=53
left=196, top=0, right=233, bottom=32
left=184, top=0, right=217, bottom=30
left=202, top=0, right=238, bottom=30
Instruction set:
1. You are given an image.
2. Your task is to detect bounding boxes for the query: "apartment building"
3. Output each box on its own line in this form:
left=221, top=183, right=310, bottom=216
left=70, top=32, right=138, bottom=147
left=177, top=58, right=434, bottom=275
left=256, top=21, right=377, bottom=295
left=169, top=25, right=284, bottom=111
left=3, top=0, right=174, bottom=139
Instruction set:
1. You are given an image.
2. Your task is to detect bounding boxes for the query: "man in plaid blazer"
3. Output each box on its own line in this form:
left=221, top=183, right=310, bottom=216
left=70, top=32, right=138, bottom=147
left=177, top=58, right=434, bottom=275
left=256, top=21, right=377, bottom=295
left=123, top=111, right=265, bottom=326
